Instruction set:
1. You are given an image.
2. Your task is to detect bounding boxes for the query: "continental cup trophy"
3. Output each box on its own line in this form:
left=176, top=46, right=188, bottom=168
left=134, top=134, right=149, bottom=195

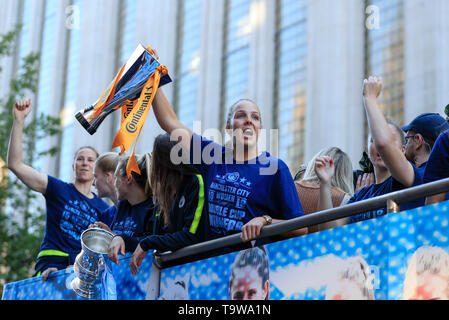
left=75, top=44, right=172, bottom=177
left=75, top=44, right=171, bottom=135
left=71, top=228, right=115, bottom=299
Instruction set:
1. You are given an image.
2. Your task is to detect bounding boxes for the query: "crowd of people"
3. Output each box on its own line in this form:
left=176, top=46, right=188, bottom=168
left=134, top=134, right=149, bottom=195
left=6, top=73, right=449, bottom=294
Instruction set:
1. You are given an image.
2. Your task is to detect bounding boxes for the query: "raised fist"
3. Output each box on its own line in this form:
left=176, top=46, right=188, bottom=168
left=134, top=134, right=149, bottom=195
left=13, top=98, right=32, bottom=122
left=363, top=76, right=382, bottom=100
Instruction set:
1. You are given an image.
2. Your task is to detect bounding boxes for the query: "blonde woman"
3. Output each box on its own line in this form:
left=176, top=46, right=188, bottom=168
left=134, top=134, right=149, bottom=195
left=106, top=154, right=156, bottom=263
left=150, top=90, right=304, bottom=245
left=296, top=147, right=354, bottom=233
left=89, top=152, right=121, bottom=230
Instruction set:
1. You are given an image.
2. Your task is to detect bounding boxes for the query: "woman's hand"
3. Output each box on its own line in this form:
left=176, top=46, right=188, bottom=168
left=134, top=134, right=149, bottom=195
left=108, top=236, right=125, bottom=265
left=315, top=156, right=335, bottom=185
left=355, top=172, right=375, bottom=193
left=88, top=221, right=112, bottom=233
left=129, top=244, right=148, bottom=276
left=241, top=217, right=267, bottom=242
left=41, top=267, right=58, bottom=281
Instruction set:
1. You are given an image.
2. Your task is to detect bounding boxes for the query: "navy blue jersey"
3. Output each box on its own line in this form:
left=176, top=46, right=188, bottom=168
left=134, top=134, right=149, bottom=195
left=40, top=176, right=109, bottom=258
left=111, top=198, right=155, bottom=239
left=138, top=174, right=208, bottom=253
left=99, top=205, right=117, bottom=228
left=348, top=162, right=424, bottom=223
left=424, top=130, right=449, bottom=183
left=189, top=133, right=304, bottom=239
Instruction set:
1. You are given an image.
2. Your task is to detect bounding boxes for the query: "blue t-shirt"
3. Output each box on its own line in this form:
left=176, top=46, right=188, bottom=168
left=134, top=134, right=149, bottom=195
left=348, top=162, right=424, bottom=223
left=99, top=205, right=117, bottom=228
left=424, top=130, right=449, bottom=183
left=41, top=176, right=109, bottom=257
left=111, top=199, right=154, bottom=238
left=190, top=134, right=304, bottom=239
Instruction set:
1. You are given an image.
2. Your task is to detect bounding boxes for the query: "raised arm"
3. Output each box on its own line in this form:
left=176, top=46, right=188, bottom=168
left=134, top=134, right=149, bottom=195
left=7, top=99, right=48, bottom=194
left=363, top=77, right=415, bottom=187
left=153, top=89, right=193, bottom=152
left=316, top=156, right=349, bottom=231
left=316, top=156, right=335, bottom=211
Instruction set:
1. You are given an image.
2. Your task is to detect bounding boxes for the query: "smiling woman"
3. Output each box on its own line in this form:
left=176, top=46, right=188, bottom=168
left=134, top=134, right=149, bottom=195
left=73, top=146, right=98, bottom=184
left=6, top=99, right=110, bottom=281
left=150, top=86, right=305, bottom=249
left=225, top=99, right=262, bottom=159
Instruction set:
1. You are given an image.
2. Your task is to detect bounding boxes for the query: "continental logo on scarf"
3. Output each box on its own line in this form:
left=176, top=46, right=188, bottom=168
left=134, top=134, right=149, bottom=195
left=111, top=47, right=168, bottom=178
left=124, top=86, right=154, bottom=134
left=122, top=99, right=137, bottom=120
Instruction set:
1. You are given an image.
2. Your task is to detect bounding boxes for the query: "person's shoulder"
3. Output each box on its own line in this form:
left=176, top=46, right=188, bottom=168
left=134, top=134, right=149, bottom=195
left=435, top=130, right=449, bottom=148
left=47, top=175, right=67, bottom=185
left=117, top=200, right=130, bottom=211
left=102, top=205, right=116, bottom=214
left=46, top=175, right=71, bottom=192
left=89, top=194, right=109, bottom=208
left=259, top=152, right=288, bottom=170
left=189, top=174, right=202, bottom=186
left=193, top=133, right=225, bottom=148
left=179, top=175, right=201, bottom=196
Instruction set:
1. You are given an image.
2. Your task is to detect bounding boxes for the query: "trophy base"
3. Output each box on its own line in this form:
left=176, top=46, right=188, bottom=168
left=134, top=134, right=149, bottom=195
left=75, top=112, right=97, bottom=135
left=71, top=277, right=100, bottom=300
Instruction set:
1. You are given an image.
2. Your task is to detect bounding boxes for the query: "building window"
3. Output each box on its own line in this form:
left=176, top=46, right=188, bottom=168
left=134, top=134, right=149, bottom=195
left=118, top=0, right=138, bottom=66
left=111, top=0, right=138, bottom=133
left=274, top=0, right=307, bottom=170
left=16, top=0, right=33, bottom=65
left=365, top=0, right=404, bottom=133
left=173, top=0, right=203, bottom=131
left=59, top=0, right=83, bottom=181
left=220, top=0, right=251, bottom=131
left=35, top=0, right=58, bottom=171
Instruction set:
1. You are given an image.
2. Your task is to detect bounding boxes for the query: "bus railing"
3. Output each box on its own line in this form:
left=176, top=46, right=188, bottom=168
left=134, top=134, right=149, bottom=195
left=144, top=177, right=449, bottom=299
left=153, top=177, right=449, bottom=268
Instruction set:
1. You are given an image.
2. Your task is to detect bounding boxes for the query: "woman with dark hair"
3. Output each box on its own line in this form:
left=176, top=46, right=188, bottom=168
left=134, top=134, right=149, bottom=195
left=109, top=134, right=208, bottom=275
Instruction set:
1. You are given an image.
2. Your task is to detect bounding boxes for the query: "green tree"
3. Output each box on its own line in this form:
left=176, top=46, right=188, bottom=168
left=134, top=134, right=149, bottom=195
left=0, top=25, right=61, bottom=297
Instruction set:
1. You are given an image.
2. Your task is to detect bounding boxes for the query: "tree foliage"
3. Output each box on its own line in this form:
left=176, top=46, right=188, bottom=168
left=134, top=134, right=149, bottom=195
left=0, top=25, right=61, bottom=297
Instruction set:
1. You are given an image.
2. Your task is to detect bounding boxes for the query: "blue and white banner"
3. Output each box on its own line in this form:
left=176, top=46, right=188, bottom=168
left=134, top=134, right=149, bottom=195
left=4, top=201, right=449, bottom=300
left=160, top=201, right=449, bottom=300
left=2, top=252, right=153, bottom=300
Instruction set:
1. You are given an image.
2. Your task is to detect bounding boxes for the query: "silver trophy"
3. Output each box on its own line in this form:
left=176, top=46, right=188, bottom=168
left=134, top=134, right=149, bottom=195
left=71, top=228, right=115, bottom=299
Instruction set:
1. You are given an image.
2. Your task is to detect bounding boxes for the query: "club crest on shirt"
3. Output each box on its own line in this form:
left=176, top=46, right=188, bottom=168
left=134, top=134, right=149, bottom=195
left=179, top=196, right=186, bottom=208
left=225, top=172, right=239, bottom=183
left=214, top=172, right=252, bottom=189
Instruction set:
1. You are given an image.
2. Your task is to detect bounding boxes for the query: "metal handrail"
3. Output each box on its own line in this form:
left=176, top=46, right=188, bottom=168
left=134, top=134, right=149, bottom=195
left=153, top=177, right=449, bottom=269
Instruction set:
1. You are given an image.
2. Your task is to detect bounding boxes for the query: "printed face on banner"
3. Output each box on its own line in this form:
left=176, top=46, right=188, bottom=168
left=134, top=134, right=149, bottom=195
left=158, top=202, right=449, bottom=300
left=229, top=265, right=268, bottom=300
left=411, top=272, right=449, bottom=300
